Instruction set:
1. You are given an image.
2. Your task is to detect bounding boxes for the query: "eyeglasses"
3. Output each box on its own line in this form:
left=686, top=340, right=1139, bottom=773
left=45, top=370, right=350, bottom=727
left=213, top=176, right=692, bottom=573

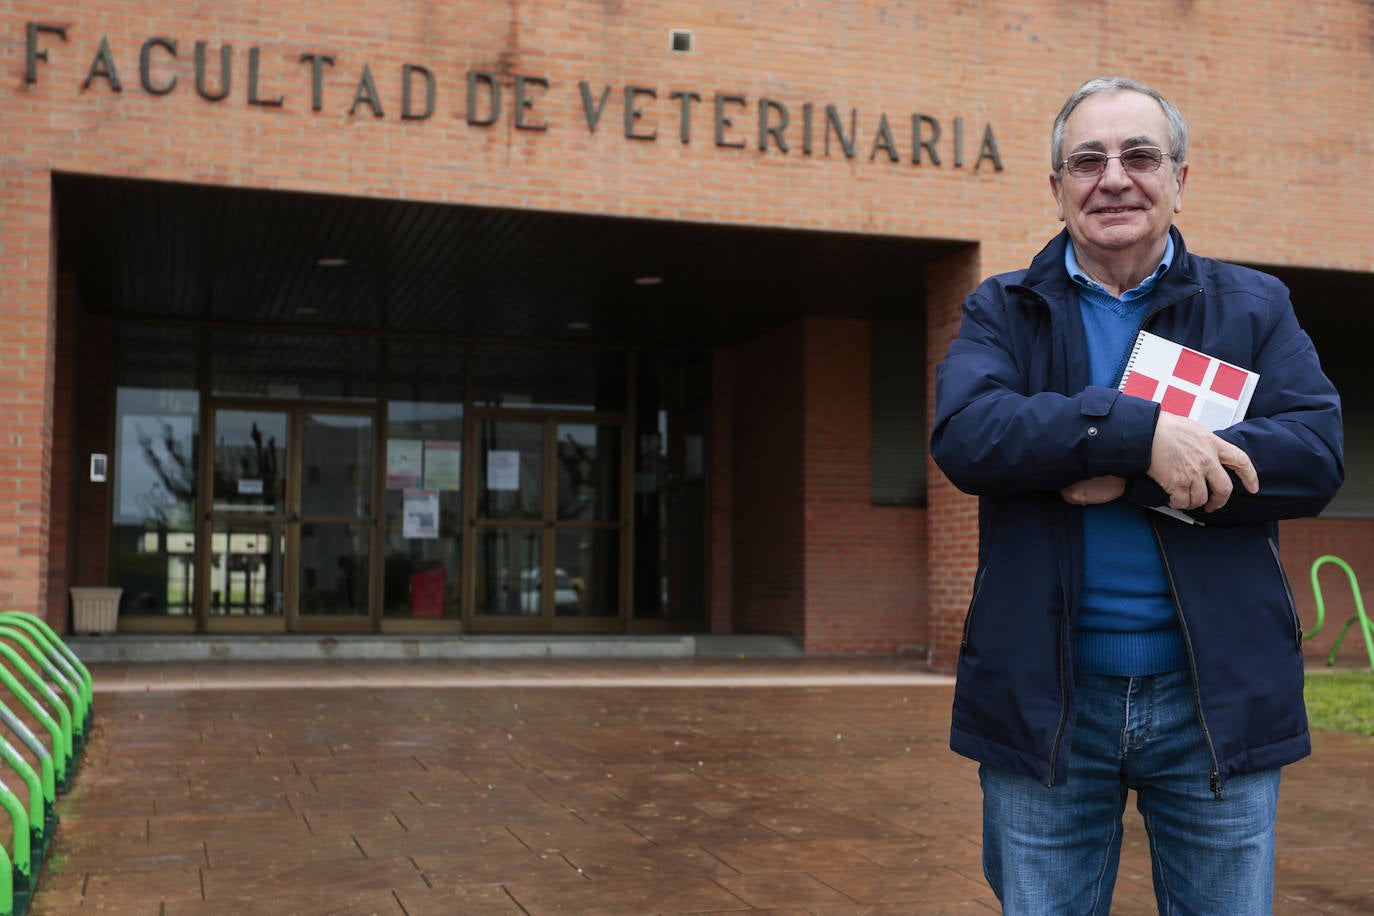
left=1059, top=146, right=1172, bottom=179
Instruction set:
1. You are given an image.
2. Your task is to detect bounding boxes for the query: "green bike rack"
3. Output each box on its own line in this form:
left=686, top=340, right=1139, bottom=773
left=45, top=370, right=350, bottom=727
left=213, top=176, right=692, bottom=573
left=0, top=648, right=71, bottom=770
left=0, top=629, right=84, bottom=758
left=0, top=667, right=66, bottom=795
left=0, top=775, right=31, bottom=916
left=1308, top=555, right=1374, bottom=671
left=0, top=737, right=44, bottom=875
left=0, top=615, right=91, bottom=734
left=0, top=837, right=12, bottom=916
left=0, top=706, right=53, bottom=843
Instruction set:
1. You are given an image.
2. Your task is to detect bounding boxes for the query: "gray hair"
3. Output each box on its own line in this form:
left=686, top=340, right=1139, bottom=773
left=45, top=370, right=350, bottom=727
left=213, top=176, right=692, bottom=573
left=1051, top=77, right=1189, bottom=173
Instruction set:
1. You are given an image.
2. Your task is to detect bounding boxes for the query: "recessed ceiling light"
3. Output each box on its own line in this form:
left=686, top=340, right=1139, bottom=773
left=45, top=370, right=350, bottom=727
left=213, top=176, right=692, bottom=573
left=633, top=276, right=663, bottom=286
left=567, top=321, right=592, bottom=331
left=316, top=257, right=349, bottom=268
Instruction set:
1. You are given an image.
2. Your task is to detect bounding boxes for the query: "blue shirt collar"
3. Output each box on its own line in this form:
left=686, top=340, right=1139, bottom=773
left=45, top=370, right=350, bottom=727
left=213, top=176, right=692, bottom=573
left=1065, top=235, right=1174, bottom=303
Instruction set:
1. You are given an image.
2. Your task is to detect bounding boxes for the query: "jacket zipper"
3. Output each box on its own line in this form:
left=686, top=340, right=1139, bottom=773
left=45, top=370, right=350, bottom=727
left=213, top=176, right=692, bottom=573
left=1267, top=536, right=1304, bottom=645
left=959, top=565, right=989, bottom=655
left=1152, top=520, right=1224, bottom=799
left=1142, top=285, right=1222, bottom=796
left=1047, top=512, right=1071, bottom=788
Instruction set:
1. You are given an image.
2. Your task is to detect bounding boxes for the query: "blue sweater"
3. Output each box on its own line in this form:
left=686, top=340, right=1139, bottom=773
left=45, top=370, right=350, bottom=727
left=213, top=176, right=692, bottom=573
left=1067, top=240, right=1186, bottom=676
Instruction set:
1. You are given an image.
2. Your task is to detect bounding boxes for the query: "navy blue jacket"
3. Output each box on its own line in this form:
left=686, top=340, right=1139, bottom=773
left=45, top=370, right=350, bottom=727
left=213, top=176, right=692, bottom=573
left=930, top=228, right=1343, bottom=790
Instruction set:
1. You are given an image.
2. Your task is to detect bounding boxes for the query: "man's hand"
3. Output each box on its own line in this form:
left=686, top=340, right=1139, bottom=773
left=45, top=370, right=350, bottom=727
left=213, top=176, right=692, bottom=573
left=1061, top=476, right=1127, bottom=506
left=1148, top=412, right=1260, bottom=512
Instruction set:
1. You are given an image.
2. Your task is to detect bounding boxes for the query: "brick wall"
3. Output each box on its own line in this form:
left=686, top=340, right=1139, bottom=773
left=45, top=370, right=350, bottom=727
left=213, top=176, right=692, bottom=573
left=2, top=0, right=1372, bottom=637
left=926, top=248, right=984, bottom=671
left=801, top=318, right=926, bottom=655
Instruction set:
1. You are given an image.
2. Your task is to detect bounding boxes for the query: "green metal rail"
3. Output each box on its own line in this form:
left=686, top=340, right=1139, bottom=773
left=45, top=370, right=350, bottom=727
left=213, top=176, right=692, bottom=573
left=0, top=630, right=84, bottom=758
left=0, top=612, right=94, bottom=916
left=1309, top=555, right=1374, bottom=671
left=0, top=616, right=91, bottom=733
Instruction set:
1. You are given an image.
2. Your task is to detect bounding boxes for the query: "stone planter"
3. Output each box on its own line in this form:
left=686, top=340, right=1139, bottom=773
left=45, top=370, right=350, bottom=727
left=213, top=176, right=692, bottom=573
left=70, top=587, right=122, bottom=635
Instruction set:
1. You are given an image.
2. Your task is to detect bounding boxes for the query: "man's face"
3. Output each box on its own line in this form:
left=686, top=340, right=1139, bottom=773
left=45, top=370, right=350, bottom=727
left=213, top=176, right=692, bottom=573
left=1050, top=90, right=1187, bottom=262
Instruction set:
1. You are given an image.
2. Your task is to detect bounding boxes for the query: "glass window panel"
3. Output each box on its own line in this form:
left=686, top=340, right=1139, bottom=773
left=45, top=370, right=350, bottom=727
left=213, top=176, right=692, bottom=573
left=384, top=396, right=463, bottom=619
left=472, top=344, right=626, bottom=411
left=298, top=522, right=371, bottom=616
left=633, top=351, right=707, bottom=622
left=212, top=410, right=288, bottom=513
left=474, top=527, right=542, bottom=616
left=478, top=421, right=542, bottom=521
left=212, top=329, right=377, bottom=401
left=110, top=371, right=200, bottom=617
left=208, top=521, right=284, bottom=617
left=556, top=424, right=621, bottom=522
left=556, top=528, right=619, bottom=618
left=301, top=414, right=372, bottom=518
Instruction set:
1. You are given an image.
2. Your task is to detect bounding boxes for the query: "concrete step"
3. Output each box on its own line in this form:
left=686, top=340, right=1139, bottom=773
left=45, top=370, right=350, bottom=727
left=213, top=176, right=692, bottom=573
left=66, top=633, right=806, bottom=663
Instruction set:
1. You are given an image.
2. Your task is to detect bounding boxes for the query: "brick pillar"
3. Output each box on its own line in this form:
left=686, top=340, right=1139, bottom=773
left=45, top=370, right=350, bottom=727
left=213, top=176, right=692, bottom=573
left=926, top=246, right=983, bottom=672
left=0, top=169, right=57, bottom=618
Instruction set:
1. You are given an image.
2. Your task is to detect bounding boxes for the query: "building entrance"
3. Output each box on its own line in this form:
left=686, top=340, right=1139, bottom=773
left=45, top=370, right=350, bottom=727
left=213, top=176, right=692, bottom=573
left=467, top=412, right=625, bottom=631
left=203, top=403, right=376, bottom=633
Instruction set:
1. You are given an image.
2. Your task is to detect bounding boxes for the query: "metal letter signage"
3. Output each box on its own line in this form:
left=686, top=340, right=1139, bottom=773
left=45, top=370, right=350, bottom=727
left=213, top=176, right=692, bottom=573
left=23, top=21, right=1005, bottom=173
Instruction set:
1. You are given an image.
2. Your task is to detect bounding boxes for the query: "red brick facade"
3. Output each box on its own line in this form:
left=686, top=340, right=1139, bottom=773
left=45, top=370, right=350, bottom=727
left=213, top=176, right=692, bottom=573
left=4, top=2, right=1372, bottom=660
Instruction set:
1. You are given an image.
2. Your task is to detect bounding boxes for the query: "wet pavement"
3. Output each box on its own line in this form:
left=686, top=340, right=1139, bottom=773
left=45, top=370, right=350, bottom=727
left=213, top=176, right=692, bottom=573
left=26, top=658, right=1374, bottom=914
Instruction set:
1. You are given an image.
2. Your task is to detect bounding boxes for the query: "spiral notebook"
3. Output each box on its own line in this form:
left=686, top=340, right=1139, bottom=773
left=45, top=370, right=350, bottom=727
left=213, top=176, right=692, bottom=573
left=1120, top=330, right=1259, bottom=430
left=1118, top=330, right=1260, bottom=523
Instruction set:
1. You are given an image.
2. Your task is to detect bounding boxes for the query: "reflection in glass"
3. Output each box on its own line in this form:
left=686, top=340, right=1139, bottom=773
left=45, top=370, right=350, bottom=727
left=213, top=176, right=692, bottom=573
left=475, top=527, right=541, bottom=615
left=111, top=382, right=200, bottom=616
left=299, top=522, right=371, bottom=615
left=301, top=414, right=372, bottom=517
left=556, top=424, right=621, bottom=522
left=556, top=528, right=619, bottom=618
left=478, top=421, right=542, bottom=521
left=213, top=411, right=288, bottom=513
left=208, top=521, right=284, bottom=616
left=633, top=351, right=707, bottom=622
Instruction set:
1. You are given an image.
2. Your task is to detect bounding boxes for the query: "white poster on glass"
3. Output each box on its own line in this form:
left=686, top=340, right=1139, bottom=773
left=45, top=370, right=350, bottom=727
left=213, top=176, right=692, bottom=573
left=402, top=488, right=440, bottom=538
left=386, top=439, right=423, bottom=489
left=487, top=450, right=521, bottom=491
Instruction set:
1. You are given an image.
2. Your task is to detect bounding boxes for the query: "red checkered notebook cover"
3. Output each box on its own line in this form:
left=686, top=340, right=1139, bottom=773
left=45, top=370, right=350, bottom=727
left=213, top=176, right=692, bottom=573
left=1119, top=330, right=1259, bottom=431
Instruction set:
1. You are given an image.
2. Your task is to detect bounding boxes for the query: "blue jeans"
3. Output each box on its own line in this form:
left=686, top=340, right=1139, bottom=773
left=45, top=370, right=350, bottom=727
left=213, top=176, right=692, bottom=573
left=980, top=670, right=1280, bottom=915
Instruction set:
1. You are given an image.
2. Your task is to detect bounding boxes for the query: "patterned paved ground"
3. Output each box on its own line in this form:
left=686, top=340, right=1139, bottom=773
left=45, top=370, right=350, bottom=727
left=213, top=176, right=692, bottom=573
left=27, top=659, right=1374, bottom=914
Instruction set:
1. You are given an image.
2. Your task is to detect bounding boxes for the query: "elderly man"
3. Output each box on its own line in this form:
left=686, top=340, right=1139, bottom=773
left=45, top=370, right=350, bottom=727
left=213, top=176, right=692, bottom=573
left=931, top=77, right=1343, bottom=914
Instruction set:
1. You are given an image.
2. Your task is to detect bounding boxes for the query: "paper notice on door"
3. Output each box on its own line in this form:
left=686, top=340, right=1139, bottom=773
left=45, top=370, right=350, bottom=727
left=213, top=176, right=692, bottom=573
left=423, top=441, right=461, bottom=491
left=386, top=439, right=423, bottom=489
left=402, top=488, right=439, bottom=538
left=487, top=450, right=521, bottom=491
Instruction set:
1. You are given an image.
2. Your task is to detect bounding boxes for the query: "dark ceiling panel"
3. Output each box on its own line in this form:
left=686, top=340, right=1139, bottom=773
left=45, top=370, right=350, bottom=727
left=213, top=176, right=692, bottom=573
left=53, top=172, right=962, bottom=348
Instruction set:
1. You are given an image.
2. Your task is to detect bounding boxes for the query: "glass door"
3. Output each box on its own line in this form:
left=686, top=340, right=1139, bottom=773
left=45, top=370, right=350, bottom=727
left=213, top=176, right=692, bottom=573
left=468, top=414, right=624, bottom=630
left=206, top=408, right=289, bottom=623
left=203, top=404, right=376, bottom=632
left=293, top=412, right=374, bottom=626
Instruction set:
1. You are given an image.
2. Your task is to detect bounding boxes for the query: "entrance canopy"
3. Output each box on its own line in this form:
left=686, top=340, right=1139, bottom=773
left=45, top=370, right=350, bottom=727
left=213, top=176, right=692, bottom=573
left=53, top=172, right=959, bottom=347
